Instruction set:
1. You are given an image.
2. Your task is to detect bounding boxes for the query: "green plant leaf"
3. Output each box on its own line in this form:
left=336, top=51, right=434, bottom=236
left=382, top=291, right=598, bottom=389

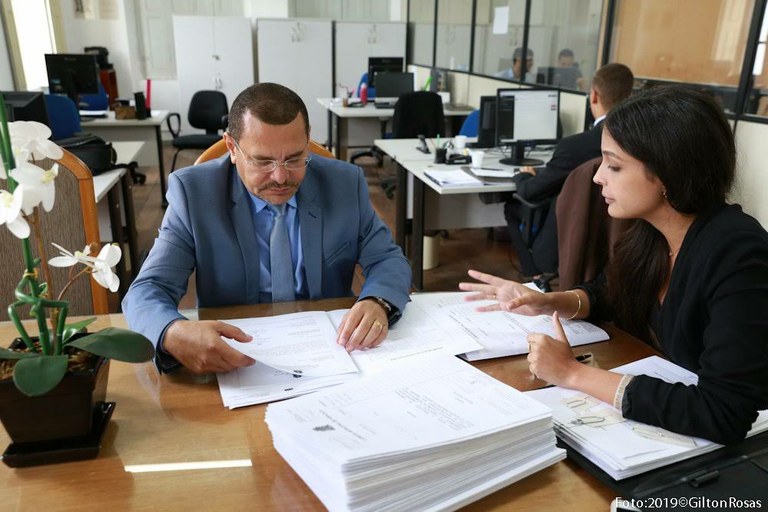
left=68, top=328, right=155, bottom=363
left=13, top=355, right=69, bottom=397
left=0, top=347, right=41, bottom=360
left=59, top=317, right=97, bottom=343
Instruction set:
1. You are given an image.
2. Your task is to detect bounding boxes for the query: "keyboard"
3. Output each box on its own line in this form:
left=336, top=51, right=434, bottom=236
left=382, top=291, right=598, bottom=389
left=374, top=101, right=396, bottom=109
left=446, top=103, right=473, bottom=111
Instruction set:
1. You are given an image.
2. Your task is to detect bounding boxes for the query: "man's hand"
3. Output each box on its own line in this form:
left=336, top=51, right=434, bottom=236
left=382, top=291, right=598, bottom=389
left=163, top=320, right=255, bottom=374
left=519, top=166, right=537, bottom=176
left=336, top=299, right=389, bottom=351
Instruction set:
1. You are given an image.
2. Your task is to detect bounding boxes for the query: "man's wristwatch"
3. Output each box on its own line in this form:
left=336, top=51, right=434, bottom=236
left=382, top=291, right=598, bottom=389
left=361, top=296, right=401, bottom=325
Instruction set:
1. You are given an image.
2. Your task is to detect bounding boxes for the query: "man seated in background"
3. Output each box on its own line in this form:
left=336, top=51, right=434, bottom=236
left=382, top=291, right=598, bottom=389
left=503, top=63, right=635, bottom=290
left=123, top=83, right=412, bottom=374
left=496, top=47, right=535, bottom=82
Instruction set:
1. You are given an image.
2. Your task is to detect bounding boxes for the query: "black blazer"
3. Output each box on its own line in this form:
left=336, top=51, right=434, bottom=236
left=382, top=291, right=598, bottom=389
left=513, top=121, right=603, bottom=202
left=586, top=205, right=768, bottom=445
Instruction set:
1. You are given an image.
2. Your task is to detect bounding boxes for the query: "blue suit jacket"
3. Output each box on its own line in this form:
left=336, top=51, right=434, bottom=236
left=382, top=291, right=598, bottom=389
left=122, top=154, right=411, bottom=357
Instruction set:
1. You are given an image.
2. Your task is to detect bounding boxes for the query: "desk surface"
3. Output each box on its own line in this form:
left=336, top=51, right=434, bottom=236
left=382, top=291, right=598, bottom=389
left=317, top=98, right=473, bottom=118
left=81, top=110, right=169, bottom=127
left=0, top=299, right=656, bottom=510
left=92, top=142, right=145, bottom=202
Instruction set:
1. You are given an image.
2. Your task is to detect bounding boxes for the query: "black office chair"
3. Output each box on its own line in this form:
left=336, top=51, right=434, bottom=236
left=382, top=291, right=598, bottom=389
left=166, top=90, right=229, bottom=173
left=378, top=91, right=446, bottom=198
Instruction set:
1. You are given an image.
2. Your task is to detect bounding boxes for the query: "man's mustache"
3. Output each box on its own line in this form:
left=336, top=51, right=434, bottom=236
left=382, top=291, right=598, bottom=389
left=258, top=181, right=300, bottom=192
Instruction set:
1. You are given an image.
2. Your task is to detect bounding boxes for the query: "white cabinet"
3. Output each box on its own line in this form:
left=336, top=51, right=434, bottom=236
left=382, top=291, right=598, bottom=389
left=257, top=18, right=333, bottom=144
left=173, top=15, right=254, bottom=135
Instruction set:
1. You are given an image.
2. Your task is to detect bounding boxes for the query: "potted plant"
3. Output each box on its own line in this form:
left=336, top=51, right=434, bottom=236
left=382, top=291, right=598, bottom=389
left=0, top=93, right=154, bottom=466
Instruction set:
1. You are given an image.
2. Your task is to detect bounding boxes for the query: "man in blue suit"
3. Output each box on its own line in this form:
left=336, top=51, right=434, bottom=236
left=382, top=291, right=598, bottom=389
left=123, top=83, right=411, bottom=374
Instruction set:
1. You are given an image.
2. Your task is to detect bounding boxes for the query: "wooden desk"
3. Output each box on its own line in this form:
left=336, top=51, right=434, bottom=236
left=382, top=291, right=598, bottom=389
left=0, top=299, right=656, bottom=510
left=83, top=110, right=169, bottom=204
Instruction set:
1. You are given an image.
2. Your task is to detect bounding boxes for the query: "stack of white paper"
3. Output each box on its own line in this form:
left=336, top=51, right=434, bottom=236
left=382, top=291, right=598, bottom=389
left=217, top=306, right=484, bottom=408
left=527, top=356, right=768, bottom=480
left=266, top=355, right=565, bottom=512
left=409, top=292, right=609, bottom=361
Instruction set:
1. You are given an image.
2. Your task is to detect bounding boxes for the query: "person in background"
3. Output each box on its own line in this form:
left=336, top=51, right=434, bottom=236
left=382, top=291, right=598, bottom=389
left=461, top=86, right=768, bottom=445
left=503, top=63, right=634, bottom=291
left=495, top=47, right=535, bottom=82
left=123, top=83, right=411, bottom=374
left=557, top=48, right=585, bottom=90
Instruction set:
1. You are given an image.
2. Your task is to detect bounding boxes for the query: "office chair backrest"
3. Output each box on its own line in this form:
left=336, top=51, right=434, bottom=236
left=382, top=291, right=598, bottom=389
left=459, top=109, right=480, bottom=137
left=0, top=148, right=109, bottom=321
left=194, top=138, right=335, bottom=165
left=79, top=82, right=109, bottom=111
left=390, top=91, right=445, bottom=139
left=555, top=157, right=631, bottom=290
left=44, top=94, right=81, bottom=140
left=188, top=90, right=229, bottom=135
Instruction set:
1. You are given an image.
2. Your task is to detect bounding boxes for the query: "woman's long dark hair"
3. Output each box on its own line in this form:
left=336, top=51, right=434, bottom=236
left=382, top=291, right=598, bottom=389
left=603, top=86, right=735, bottom=341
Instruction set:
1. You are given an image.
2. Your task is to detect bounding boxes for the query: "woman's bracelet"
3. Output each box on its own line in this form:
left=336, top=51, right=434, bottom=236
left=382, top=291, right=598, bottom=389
left=564, top=290, right=582, bottom=320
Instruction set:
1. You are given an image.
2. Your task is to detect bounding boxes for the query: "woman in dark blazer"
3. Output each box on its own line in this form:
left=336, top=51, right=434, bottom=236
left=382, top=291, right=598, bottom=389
left=461, top=86, right=768, bottom=445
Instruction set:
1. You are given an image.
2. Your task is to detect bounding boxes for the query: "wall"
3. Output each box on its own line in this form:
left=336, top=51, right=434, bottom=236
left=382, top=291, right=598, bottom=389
left=0, top=19, right=13, bottom=89
left=733, top=120, right=768, bottom=228
left=52, top=0, right=138, bottom=102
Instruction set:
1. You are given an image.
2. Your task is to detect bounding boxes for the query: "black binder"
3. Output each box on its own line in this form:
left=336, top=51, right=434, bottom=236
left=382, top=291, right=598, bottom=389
left=562, top=431, right=768, bottom=510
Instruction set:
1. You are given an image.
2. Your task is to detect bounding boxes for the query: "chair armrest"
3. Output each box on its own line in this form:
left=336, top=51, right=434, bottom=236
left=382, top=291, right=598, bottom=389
left=512, top=192, right=549, bottom=210
left=166, top=113, right=181, bottom=138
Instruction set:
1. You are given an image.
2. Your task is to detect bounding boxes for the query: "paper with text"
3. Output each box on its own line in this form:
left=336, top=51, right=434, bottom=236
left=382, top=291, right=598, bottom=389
left=408, top=292, right=609, bottom=361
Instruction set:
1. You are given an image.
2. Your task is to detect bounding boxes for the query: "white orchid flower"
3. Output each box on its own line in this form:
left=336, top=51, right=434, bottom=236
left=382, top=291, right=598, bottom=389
left=48, top=243, right=96, bottom=268
left=91, top=243, right=122, bottom=292
left=10, top=162, right=58, bottom=212
left=0, top=188, right=30, bottom=239
left=8, top=121, right=63, bottom=162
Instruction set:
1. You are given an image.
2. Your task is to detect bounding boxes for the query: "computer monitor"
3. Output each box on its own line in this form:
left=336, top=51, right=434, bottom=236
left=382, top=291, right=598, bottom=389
left=375, top=72, right=414, bottom=101
left=467, top=96, right=496, bottom=148
left=1, top=91, right=49, bottom=125
left=537, top=66, right=581, bottom=90
left=496, top=88, right=560, bottom=166
left=45, top=53, right=100, bottom=105
left=368, top=57, right=404, bottom=88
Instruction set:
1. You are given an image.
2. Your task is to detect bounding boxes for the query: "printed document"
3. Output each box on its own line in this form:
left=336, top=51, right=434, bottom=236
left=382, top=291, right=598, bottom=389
left=408, top=292, right=609, bottom=361
left=527, top=356, right=768, bottom=479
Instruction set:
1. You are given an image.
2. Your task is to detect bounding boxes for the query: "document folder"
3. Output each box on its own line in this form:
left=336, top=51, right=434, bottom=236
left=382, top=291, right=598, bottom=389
left=563, top=430, right=768, bottom=508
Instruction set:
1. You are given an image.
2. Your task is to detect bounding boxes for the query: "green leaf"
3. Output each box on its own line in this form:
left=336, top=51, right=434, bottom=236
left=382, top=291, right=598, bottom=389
left=0, top=347, right=41, bottom=360
left=13, top=355, right=69, bottom=397
left=68, top=328, right=155, bottom=363
left=59, top=317, right=97, bottom=343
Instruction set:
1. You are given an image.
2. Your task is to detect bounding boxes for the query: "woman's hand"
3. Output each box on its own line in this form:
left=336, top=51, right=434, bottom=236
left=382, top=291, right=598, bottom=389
left=459, top=269, right=554, bottom=316
left=527, top=312, right=580, bottom=386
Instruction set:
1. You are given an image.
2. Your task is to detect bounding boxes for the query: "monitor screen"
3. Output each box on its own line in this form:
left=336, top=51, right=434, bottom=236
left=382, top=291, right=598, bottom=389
left=496, top=88, right=559, bottom=165
left=45, top=53, right=100, bottom=102
left=476, top=96, right=496, bottom=147
left=536, top=66, right=581, bottom=90
left=496, top=89, right=559, bottom=145
left=368, top=57, right=404, bottom=88
left=375, top=72, right=414, bottom=100
left=1, top=91, right=49, bottom=125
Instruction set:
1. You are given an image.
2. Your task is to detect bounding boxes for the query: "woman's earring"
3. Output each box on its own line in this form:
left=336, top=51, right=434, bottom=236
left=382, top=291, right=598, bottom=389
left=662, top=189, right=668, bottom=199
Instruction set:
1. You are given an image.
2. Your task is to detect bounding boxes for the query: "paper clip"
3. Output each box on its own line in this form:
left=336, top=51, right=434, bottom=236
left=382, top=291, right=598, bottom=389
left=632, top=425, right=697, bottom=448
left=571, top=415, right=605, bottom=426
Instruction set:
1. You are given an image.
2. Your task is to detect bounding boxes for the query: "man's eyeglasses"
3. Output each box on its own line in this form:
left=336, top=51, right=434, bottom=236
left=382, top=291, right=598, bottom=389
left=231, top=138, right=311, bottom=173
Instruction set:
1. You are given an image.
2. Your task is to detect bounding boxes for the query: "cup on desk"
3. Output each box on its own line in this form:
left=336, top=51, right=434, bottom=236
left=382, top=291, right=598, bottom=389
left=435, top=148, right=447, bottom=164
left=470, top=150, right=485, bottom=168
left=454, top=135, right=467, bottom=150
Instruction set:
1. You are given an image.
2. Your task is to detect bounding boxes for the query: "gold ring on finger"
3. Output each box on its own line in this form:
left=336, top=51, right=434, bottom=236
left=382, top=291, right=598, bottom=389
left=373, top=320, right=384, bottom=330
